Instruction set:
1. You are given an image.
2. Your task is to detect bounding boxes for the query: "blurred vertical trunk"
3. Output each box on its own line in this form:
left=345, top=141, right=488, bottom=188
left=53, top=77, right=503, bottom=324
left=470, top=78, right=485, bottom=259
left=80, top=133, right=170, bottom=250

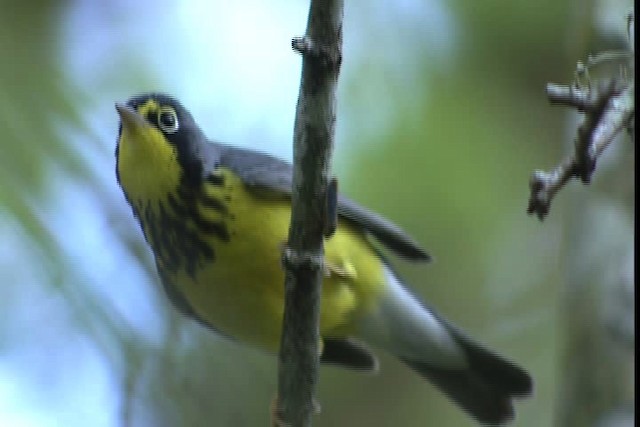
left=556, top=4, right=634, bottom=425
left=558, top=194, right=634, bottom=426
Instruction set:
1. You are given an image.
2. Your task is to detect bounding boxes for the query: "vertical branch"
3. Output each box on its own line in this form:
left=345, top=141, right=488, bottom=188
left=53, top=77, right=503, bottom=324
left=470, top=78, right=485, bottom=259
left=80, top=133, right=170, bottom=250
left=556, top=207, right=635, bottom=426
left=276, top=1, right=343, bottom=426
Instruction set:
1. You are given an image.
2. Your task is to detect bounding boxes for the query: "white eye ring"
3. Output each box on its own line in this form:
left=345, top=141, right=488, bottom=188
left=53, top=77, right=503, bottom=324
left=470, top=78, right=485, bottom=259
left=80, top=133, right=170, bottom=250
left=158, top=107, right=179, bottom=134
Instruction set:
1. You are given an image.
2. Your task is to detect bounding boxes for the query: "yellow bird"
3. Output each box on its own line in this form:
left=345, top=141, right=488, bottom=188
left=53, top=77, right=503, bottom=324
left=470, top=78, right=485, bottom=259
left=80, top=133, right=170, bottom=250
left=116, top=93, right=532, bottom=425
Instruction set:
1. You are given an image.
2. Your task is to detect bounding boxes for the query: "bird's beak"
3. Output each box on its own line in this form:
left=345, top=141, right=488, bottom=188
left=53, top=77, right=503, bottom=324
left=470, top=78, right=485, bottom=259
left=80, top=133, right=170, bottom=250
left=115, top=103, right=148, bottom=132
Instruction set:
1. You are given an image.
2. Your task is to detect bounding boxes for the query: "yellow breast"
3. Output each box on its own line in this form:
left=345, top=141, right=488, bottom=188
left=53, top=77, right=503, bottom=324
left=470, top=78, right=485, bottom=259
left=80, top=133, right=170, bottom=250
left=163, top=168, right=387, bottom=351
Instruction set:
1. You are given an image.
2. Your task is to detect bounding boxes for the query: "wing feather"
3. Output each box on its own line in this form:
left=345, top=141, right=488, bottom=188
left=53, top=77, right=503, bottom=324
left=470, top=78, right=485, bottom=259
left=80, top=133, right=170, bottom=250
left=217, top=143, right=430, bottom=261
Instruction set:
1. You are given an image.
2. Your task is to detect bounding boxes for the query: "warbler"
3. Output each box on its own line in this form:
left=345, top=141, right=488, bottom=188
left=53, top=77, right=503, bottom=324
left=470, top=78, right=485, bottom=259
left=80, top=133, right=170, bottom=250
left=115, top=93, right=532, bottom=425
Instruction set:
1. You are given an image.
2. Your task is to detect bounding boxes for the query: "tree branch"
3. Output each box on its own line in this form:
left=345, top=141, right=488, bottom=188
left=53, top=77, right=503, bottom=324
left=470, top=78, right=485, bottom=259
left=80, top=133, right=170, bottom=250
left=276, top=1, right=343, bottom=426
left=527, top=78, right=634, bottom=220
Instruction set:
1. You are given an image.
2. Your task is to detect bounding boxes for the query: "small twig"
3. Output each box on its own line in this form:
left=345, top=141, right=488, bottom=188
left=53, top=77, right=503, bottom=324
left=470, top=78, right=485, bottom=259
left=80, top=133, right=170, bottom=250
left=292, top=36, right=317, bottom=56
left=527, top=78, right=634, bottom=220
left=546, top=83, right=594, bottom=111
left=292, top=36, right=342, bottom=71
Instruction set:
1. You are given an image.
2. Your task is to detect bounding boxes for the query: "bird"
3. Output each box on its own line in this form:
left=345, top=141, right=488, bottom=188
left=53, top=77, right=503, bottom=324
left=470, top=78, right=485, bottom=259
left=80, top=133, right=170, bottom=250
left=115, top=93, right=532, bottom=425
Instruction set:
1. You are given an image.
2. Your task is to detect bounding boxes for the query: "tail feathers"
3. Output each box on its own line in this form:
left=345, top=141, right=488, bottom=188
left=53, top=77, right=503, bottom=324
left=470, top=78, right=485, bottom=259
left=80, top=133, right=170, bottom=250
left=402, top=325, right=532, bottom=425
left=359, top=264, right=532, bottom=424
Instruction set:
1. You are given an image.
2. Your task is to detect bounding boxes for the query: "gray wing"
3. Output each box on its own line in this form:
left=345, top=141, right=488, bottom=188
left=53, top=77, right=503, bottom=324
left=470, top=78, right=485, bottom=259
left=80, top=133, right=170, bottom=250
left=216, top=143, right=430, bottom=261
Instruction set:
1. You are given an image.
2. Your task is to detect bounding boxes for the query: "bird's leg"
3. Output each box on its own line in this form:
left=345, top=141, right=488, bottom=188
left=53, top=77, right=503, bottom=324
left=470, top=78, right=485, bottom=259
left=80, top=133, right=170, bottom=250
left=324, top=260, right=357, bottom=280
left=279, top=240, right=356, bottom=280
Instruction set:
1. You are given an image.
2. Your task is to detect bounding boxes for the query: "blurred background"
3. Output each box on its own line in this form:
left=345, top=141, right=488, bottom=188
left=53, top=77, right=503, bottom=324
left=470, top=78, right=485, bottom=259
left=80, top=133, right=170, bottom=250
left=0, top=0, right=633, bottom=426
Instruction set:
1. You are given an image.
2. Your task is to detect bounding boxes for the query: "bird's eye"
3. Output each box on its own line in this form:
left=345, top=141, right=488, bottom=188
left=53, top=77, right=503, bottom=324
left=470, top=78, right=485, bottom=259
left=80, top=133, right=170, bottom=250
left=158, top=107, right=179, bottom=134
